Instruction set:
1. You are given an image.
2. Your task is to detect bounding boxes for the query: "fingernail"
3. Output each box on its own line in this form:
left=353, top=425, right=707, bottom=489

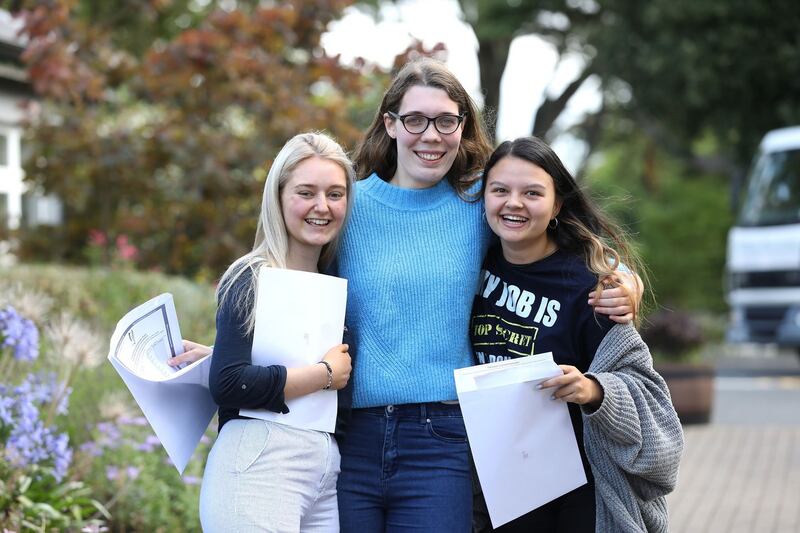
left=550, top=394, right=556, bottom=400
left=536, top=384, right=543, bottom=390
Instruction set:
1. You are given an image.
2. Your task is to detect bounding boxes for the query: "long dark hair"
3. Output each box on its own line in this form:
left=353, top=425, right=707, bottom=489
left=353, top=58, right=492, bottom=198
left=482, top=136, right=646, bottom=320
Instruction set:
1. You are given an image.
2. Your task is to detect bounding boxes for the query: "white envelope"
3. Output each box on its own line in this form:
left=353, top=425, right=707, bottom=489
left=239, top=266, right=347, bottom=433
left=455, top=353, right=587, bottom=528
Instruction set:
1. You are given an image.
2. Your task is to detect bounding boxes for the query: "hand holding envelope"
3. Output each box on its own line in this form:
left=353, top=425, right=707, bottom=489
left=454, top=353, right=587, bottom=529
left=239, top=266, right=347, bottom=434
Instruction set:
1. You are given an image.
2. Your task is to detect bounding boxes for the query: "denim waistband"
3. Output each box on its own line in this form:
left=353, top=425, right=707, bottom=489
left=354, top=402, right=462, bottom=419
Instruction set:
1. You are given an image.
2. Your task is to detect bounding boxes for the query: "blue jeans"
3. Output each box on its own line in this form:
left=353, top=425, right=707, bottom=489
left=338, top=402, right=472, bottom=533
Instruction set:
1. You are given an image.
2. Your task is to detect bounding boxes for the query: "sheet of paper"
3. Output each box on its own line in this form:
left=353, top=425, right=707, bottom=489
left=112, top=293, right=183, bottom=381
left=108, top=293, right=217, bottom=474
left=239, top=266, right=347, bottom=434
left=455, top=353, right=587, bottom=528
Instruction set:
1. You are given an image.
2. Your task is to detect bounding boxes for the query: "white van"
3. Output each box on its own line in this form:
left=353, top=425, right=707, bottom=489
left=726, top=126, right=800, bottom=352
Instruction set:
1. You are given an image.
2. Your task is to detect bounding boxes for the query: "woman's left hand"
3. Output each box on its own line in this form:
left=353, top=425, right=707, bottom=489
left=588, top=271, right=644, bottom=323
left=539, top=365, right=603, bottom=407
left=167, top=339, right=212, bottom=367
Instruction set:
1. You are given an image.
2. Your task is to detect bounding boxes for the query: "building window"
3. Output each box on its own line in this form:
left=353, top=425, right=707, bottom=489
left=0, top=192, right=7, bottom=233
left=22, top=192, right=63, bottom=227
left=0, top=134, right=7, bottom=166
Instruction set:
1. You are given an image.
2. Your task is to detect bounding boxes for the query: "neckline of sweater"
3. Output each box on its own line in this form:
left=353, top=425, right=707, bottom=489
left=358, top=172, right=455, bottom=211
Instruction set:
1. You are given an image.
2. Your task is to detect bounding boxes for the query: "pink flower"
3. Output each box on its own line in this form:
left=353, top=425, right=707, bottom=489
left=115, top=235, right=139, bottom=262
left=88, top=230, right=107, bottom=247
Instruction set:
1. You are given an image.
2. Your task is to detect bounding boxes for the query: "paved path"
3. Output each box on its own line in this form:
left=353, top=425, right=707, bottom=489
left=666, top=375, right=800, bottom=532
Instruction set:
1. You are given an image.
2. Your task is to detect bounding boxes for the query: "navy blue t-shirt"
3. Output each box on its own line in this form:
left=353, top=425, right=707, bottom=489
left=470, top=245, right=614, bottom=508
left=471, top=246, right=612, bottom=371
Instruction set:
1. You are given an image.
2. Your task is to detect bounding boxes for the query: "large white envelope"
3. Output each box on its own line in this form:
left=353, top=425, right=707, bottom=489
left=455, top=353, right=587, bottom=528
left=239, top=266, right=347, bottom=433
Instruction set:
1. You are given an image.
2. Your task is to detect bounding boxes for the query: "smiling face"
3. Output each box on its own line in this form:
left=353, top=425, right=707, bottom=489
left=280, top=156, right=348, bottom=262
left=383, top=85, right=463, bottom=189
left=484, top=155, right=562, bottom=264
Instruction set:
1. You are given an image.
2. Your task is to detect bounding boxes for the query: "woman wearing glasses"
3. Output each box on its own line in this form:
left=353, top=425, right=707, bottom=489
left=335, top=58, right=638, bottom=533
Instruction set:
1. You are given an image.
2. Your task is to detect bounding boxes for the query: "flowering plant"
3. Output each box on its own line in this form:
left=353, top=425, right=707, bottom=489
left=85, top=230, right=139, bottom=270
left=0, top=304, right=108, bottom=530
left=1, top=266, right=217, bottom=531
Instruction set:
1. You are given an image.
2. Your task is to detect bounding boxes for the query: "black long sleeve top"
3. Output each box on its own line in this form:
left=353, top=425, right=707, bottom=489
left=209, top=269, right=289, bottom=431
left=208, top=268, right=354, bottom=441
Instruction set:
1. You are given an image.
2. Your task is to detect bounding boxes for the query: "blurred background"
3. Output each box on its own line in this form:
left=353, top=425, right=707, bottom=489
left=0, top=0, right=798, bottom=531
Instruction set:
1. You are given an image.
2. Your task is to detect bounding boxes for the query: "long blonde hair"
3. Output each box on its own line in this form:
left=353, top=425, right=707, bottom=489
left=217, top=132, right=355, bottom=334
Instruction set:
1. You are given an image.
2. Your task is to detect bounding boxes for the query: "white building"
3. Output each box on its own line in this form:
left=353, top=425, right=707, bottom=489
left=0, top=10, right=60, bottom=234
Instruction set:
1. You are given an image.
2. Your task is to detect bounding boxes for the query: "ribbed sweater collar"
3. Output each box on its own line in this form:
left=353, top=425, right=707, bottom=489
left=359, top=172, right=453, bottom=211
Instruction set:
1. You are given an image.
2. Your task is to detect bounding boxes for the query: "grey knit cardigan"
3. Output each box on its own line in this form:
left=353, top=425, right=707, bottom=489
left=582, top=323, right=684, bottom=532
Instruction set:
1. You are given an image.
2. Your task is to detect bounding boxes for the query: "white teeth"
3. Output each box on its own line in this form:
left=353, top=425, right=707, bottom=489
left=502, top=215, right=527, bottom=223
left=305, top=219, right=330, bottom=226
left=416, top=152, right=443, bottom=161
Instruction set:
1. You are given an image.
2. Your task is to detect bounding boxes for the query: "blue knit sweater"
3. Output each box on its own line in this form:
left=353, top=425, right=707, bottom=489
left=337, top=173, right=492, bottom=408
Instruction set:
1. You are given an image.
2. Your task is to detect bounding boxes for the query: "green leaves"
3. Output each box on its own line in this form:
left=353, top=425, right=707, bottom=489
left=18, top=0, right=367, bottom=277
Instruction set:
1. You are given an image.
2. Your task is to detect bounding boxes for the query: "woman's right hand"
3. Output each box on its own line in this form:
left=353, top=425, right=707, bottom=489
left=322, top=343, right=351, bottom=390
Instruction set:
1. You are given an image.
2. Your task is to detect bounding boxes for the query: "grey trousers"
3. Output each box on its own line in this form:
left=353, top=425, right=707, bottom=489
left=199, top=419, right=340, bottom=533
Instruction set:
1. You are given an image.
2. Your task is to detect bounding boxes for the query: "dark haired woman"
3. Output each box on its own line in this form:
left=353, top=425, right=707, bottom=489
left=471, top=136, right=683, bottom=532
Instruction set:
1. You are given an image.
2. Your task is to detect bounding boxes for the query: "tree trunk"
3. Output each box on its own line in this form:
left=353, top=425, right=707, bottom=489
left=477, top=37, right=511, bottom=142
left=532, top=66, right=593, bottom=141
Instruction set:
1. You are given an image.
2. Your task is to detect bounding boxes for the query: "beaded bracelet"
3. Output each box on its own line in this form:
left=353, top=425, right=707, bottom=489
left=318, top=360, right=333, bottom=390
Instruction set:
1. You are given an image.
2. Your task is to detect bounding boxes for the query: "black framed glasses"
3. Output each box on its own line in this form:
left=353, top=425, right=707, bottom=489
left=388, top=111, right=466, bottom=135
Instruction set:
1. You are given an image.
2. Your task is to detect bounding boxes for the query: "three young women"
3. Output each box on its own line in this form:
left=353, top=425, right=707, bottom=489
left=181, top=58, right=642, bottom=532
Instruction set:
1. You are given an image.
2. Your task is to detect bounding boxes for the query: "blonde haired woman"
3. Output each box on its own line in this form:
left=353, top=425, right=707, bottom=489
left=199, top=132, right=355, bottom=533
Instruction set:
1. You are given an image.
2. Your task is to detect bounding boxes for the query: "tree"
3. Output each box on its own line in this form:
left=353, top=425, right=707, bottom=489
left=460, top=0, right=800, bottom=170
left=589, top=0, right=800, bottom=167
left=458, top=0, right=603, bottom=142
left=15, top=0, right=367, bottom=277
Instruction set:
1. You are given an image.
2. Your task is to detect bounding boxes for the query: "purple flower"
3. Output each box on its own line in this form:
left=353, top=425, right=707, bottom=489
left=0, top=395, right=14, bottom=425
left=136, top=434, right=161, bottom=453
left=183, top=475, right=200, bottom=485
left=105, top=465, right=120, bottom=481
left=0, top=372, right=73, bottom=481
left=79, top=441, right=103, bottom=457
left=126, top=466, right=140, bottom=480
left=118, top=415, right=147, bottom=427
left=14, top=373, right=69, bottom=414
left=0, top=306, right=39, bottom=362
left=95, top=422, right=122, bottom=449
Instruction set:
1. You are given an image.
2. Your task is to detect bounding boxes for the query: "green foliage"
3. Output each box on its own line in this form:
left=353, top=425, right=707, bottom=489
left=592, top=0, right=800, bottom=163
left=2, top=263, right=216, bottom=341
left=0, top=464, right=109, bottom=532
left=16, top=0, right=366, bottom=277
left=587, top=124, right=733, bottom=313
left=78, top=415, right=210, bottom=532
left=637, top=175, right=732, bottom=312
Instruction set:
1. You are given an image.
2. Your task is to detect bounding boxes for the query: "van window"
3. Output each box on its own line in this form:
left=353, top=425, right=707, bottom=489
left=738, top=149, right=800, bottom=226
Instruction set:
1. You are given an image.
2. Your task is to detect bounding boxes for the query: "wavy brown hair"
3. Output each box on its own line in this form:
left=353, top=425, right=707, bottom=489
left=482, top=136, right=647, bottom=321
left=353, top=58, right=493, bottom=198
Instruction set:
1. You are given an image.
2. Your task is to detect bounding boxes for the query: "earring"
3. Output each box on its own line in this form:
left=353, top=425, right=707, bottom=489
left=548, top=218, right=559, bottom=230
